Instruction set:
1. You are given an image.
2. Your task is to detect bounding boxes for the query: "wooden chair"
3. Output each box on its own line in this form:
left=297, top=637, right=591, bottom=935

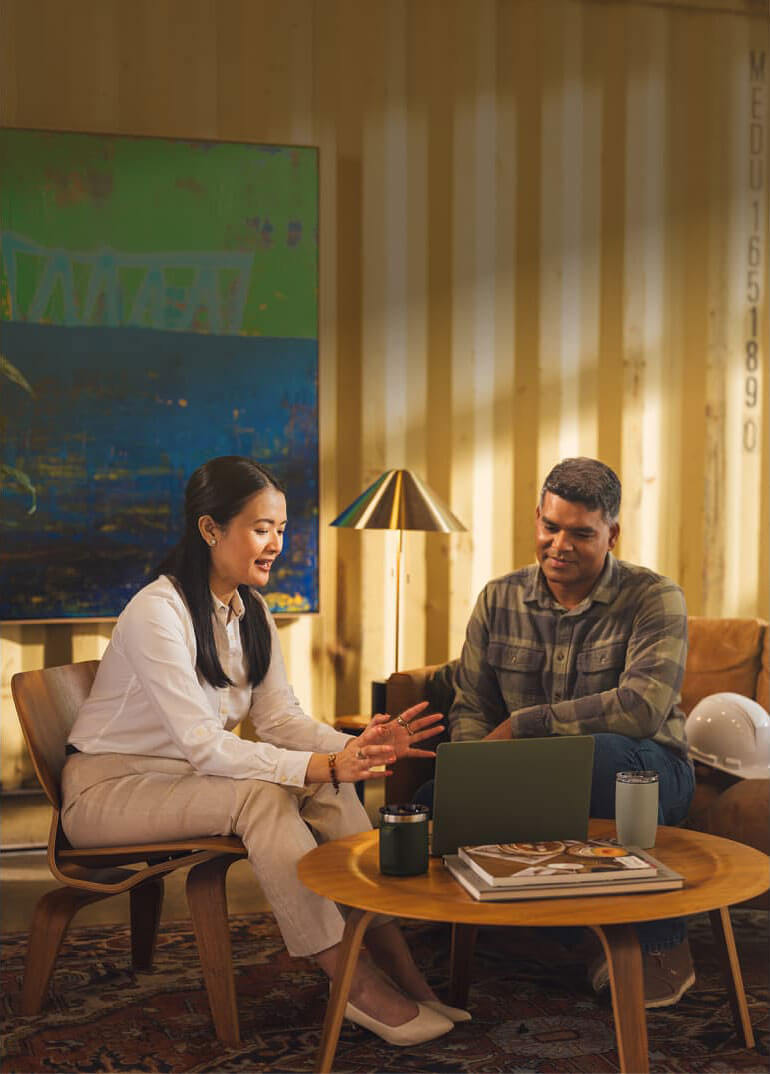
left=11, top=660, right=248, bottom=1044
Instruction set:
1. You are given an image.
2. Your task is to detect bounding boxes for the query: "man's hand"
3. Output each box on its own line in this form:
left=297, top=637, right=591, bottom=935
left=484, top=712, right=515, bottom=741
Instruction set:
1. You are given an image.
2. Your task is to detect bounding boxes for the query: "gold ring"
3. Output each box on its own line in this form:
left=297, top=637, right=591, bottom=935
left=396, top=715, right=415, bottom=736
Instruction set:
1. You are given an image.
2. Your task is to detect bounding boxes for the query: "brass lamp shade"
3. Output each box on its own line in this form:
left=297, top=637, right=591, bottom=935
left=331, top=470, right=465, bottom=672
left=330, top=469, right=466, bottom=533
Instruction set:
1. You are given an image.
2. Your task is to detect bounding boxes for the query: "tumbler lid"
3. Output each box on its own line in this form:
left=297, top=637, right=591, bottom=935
left=379, top=804, right=430, bottom=824
left=616, top=770, right=659, bottom=783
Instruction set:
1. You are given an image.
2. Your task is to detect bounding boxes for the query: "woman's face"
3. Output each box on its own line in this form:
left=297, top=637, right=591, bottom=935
left=204, top=487, right=287, bottom=599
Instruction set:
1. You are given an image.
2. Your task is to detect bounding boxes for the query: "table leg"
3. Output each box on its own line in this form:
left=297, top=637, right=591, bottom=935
left=709, top=906, right=754, bottom=1048
left=591, top=924, right=648, bottom=1074
left=316, top=908, right=375, bottom=1074
left=449, top=923, right=478, bottom=1007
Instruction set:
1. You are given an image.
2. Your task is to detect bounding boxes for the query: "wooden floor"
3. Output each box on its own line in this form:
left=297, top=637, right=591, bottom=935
left=0, top=780, right=385, bottom=933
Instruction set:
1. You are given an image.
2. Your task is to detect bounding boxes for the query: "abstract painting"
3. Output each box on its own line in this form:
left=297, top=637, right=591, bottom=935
left=0, top=130, right=318, bottom=620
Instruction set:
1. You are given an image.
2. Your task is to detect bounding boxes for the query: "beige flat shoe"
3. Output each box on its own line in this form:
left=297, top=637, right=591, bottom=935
left=344, top=1000, right=454, bottom=1045
left=423, top=999, right=472, bottom=1022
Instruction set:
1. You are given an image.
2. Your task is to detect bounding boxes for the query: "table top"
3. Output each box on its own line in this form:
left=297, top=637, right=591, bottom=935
left=298, top=819, right=770, bottom=927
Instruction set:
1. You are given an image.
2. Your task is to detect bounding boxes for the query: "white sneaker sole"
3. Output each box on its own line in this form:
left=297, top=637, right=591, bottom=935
left=589, top=960, right=696, bottom=1009
left=643, top=967, right=696, bottom=1009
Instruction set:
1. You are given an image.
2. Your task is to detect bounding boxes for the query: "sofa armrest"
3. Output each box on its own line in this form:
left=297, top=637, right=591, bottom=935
left=757, top=623, right=769, bottom=711
left=386, top=665, right=443, bottom=715
left=686, top=776, right=769, bottom=910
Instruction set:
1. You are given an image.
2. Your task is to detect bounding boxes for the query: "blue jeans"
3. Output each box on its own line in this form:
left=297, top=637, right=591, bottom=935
left=413, top=733, right=695, bottom=954
left=589, top=732, right=694, bottom=952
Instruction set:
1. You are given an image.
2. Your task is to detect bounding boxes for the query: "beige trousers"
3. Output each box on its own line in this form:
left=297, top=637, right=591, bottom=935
left=61, top=752, right=379, bottom=957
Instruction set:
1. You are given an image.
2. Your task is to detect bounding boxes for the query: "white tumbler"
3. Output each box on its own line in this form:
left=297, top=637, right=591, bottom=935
left=615, top=771, right=659, bottom=849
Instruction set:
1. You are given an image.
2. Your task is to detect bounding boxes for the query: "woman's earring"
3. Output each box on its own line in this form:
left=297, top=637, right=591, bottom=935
left=209, top=539, right=216, bottom=546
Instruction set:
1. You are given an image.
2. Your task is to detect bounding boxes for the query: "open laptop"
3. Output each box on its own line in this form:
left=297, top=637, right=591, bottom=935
left=430, top=736, right=595, bottom=856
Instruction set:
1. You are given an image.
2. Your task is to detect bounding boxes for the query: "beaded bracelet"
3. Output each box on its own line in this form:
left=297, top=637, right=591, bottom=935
left=328, top=752, right=340, bottom=794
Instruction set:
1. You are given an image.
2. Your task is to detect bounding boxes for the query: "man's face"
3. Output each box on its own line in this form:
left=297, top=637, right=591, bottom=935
left=535, top=492, right=619, bottom=602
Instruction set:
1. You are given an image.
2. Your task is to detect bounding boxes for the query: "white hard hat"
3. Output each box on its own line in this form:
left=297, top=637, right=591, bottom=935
left=685, top=692, right=770, bottom=780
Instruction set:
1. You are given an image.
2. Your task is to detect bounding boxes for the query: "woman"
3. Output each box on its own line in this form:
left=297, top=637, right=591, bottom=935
left=63, top=456, right=469, bottom=1046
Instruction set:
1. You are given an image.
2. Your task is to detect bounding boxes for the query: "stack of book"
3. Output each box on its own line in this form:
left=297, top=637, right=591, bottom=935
left=444, top=839, right=684, bottom=901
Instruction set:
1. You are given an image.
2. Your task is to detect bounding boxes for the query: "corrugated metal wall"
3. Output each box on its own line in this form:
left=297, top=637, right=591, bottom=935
left=1, top=0, right=768, bottom=789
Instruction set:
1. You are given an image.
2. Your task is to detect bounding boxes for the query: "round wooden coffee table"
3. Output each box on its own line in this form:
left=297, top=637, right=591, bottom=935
left=298, top=819, right=769, bottom=1073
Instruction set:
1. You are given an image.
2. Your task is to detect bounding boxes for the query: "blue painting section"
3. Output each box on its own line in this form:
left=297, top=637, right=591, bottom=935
left=0, top=321, right=318, bottom=619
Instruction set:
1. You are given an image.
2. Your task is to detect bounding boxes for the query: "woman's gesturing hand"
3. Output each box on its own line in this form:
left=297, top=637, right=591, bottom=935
left=337, top=733, right=397, bottom=782
left=366, top=701, right=444, bottom=761
left=304, top=703, right=444, bottom=786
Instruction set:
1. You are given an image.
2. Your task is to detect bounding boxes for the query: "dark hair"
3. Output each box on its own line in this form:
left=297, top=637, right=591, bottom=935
left=156, top=456, right=286, bottom=689
left=540, top=457, right=621, bottom=523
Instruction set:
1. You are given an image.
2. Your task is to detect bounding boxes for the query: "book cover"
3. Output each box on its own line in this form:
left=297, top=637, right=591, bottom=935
left=457, top=839, right=658, bottom=888
left=444, top=853, right=684, bottom=902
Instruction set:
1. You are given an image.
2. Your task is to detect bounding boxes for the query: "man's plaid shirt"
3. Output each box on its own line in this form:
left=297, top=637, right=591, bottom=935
left=449, top=554, right=690, bottom=760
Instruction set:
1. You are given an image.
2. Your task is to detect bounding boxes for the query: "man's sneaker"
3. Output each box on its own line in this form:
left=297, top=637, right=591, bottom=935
left=588, top=950, right=611, bottom=994
left=588, top=938, right=695, bottom=1009
left=642, top=940, right=696, bottom=1008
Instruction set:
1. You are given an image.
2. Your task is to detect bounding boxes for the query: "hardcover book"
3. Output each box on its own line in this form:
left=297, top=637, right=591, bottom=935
left=445, top=840, right=684, bottom=901
left=457, top=839, right=659, bottom=887
left=444, top=853, right=684, bottom=901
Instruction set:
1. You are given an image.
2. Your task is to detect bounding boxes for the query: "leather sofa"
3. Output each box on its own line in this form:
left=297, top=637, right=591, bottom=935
left=385, top=617, right=769, bottom=909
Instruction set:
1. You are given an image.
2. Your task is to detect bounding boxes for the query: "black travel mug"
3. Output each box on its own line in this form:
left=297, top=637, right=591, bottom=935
left=378, top=804, right=430, bottom=876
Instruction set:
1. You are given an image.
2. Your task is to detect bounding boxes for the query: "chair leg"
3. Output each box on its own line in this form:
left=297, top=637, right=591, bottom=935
left=21, top=886, right=110, bottom=1015
left=130, top=878, right=164, bottom=971
left=186, top=855, right=240, bottom=1046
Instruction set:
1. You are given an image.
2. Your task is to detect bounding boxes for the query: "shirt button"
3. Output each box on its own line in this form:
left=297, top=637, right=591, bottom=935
left=556, top=651, right=565, bottom=661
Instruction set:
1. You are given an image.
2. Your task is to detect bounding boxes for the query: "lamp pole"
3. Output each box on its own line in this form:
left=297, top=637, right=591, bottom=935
left=394, top=526, right=403, bottom=673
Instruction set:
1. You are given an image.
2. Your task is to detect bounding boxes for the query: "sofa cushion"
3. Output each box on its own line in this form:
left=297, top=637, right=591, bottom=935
left=681, top=618, right=766, bottom=715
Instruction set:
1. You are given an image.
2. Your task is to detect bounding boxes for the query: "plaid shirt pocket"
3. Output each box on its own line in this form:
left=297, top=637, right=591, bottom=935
left=488, top=639, right=546, bottom=706
left=574, top=640, right=627, bottom=696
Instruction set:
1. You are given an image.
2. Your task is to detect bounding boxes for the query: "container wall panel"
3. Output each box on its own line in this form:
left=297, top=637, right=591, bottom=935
left=1, top=0, right=767, bottom=787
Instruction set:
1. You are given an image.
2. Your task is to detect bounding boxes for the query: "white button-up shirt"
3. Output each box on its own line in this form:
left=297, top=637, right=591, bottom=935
left=69, top=576, right=350, bottom=787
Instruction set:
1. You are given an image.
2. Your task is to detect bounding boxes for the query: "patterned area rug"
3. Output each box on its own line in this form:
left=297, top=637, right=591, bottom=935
left=1, top=910, right=768, bottom=1073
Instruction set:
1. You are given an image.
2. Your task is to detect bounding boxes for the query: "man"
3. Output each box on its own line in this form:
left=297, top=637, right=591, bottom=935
left=450, top=457, right=695, bottom=1008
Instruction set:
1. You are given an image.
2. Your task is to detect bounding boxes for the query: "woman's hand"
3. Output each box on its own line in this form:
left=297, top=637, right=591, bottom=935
left=366, top=701, right=444, bottom=761
left=304, top=736, right=398, bottom=786
left=303, top=703, right=444, bottom=786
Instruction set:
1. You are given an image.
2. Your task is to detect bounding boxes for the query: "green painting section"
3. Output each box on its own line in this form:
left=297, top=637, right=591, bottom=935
left=0, top=130, right=317, bottom=339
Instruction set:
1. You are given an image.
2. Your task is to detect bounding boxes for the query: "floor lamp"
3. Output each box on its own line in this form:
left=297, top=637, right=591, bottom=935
left=331, top=469, right=466, bottom=673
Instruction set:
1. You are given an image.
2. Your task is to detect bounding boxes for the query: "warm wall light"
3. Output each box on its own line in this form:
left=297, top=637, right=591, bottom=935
left=330, top=469, right=466, bottom=672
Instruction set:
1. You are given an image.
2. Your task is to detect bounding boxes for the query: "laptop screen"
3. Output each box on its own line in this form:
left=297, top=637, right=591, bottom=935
left=430, top=736, right=595, bottom=856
